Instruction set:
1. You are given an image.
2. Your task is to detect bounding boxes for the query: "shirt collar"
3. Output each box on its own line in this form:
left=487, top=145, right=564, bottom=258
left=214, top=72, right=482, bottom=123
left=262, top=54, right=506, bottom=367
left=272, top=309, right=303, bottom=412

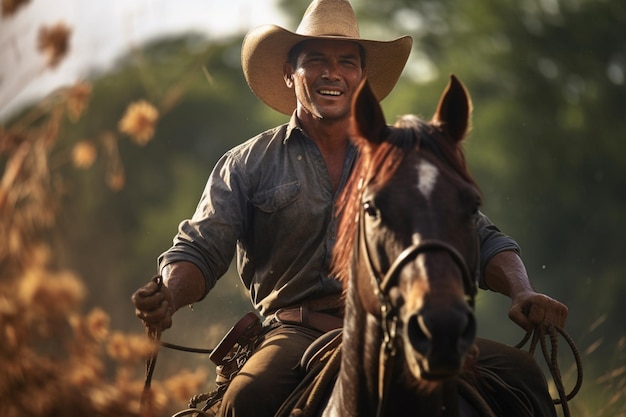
left=284, top=112, right=302, bottom=144
left=284, top=112, right=359, bottom=162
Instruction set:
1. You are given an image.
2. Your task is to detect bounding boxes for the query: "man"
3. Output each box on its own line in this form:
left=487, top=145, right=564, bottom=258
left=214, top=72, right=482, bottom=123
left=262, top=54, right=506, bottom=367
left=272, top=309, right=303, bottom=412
left=132, top=0, right=568, bottom=416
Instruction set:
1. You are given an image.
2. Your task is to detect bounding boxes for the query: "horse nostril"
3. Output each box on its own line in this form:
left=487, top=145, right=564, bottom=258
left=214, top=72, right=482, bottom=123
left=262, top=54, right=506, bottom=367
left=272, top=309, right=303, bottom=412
left=407, top=309, right=476, bottom=358
left=458, top=312, right=477, bottom=353
left=407, top=313, right=431, bottom=356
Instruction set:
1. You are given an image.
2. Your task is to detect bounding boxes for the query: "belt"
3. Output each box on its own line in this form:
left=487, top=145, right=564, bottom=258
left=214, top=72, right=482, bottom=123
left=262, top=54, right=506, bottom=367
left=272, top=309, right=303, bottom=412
left=273, top=302, right=343, bottom=333
left=267, top=293, right=344, bottom=333
left=302, top=293, right=344, bottom=313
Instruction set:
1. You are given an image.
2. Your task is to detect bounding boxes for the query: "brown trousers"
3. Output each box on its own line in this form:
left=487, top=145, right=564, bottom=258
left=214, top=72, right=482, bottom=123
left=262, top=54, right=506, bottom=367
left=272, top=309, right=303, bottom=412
left=218, top=323, right=323, bottom=417
left=218, top=325, right=556, bottom=417
left=466, top=338, right=557, bottom=417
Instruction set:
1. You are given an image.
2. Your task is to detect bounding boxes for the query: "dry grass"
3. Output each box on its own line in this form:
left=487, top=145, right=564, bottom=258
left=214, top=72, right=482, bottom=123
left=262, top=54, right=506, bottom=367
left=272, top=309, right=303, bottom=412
left=576, top=334, right=626, bottom=416
left=0, top=9, right=202, bottom=414
left=0, top=248, right=206, bottom=417
left=0, top=85, right=199, bottom=416
left=0, top=87, right=200, bottom=416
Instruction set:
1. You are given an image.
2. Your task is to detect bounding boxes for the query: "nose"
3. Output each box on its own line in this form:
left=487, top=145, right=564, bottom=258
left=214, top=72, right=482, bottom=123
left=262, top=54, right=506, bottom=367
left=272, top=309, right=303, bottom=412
left=321, top=60, right=341, bottom=80
left=406, top=303, right=476, bottom=376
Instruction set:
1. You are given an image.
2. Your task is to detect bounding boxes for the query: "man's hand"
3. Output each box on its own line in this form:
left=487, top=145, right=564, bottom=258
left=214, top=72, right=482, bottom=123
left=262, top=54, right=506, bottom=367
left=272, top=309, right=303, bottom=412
left=132, top=278, right=175, bottom=331
left=483, top=251, right=568, bottom=332
left=509, top=291, right=568, bottom=331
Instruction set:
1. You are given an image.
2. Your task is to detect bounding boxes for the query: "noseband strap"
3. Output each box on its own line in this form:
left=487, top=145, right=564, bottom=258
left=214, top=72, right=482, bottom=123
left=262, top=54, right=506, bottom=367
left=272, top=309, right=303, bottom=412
left=381, top=239, right=477, bottom=307
left=358, top=207, right=477, bottom=308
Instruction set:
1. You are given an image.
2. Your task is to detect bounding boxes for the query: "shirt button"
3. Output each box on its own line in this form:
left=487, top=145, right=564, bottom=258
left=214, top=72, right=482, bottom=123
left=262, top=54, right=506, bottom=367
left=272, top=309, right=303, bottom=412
left=297, top=155, right=303, bottom=161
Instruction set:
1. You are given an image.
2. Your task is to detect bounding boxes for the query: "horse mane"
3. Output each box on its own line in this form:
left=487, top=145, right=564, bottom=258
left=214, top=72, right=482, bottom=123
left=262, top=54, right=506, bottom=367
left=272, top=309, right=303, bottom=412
left=332, top=114, right=478, bottom=287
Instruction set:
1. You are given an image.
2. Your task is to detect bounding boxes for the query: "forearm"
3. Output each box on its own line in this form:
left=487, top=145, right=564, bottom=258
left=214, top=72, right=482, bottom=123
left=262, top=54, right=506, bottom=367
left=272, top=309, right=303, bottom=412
left=483, top=250, right=533, bottom=300
left=161, top=261, right=206, bottom=312
left=475, top=211, right=521, bottom=289
left=485, top=250, right=568, bottom=329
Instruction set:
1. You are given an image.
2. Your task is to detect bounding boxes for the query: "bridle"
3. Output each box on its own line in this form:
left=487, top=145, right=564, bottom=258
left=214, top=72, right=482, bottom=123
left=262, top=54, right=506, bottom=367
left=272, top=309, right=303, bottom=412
left=355, top=181, right=478, bottom=417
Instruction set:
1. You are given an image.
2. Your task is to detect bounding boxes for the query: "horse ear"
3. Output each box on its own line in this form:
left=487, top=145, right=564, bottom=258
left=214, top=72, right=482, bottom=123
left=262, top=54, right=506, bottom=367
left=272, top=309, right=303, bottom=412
left=351, top=79, right=388, bottom=146
left=432, top=74, right=472, bottom=143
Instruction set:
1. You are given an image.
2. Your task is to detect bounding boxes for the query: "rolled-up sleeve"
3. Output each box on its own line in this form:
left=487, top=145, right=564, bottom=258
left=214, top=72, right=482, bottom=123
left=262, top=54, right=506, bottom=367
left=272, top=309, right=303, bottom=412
left=476, top=211, right=521, bottom=290
left=158, top=150, right=248, bottom=300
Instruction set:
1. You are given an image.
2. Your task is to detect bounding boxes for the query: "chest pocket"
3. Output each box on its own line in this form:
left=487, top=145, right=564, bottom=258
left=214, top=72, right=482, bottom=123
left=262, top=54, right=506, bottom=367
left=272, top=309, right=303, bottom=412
left=249, top=181, right=306, bottom=253
left=251, top=181, right=301, bottom=213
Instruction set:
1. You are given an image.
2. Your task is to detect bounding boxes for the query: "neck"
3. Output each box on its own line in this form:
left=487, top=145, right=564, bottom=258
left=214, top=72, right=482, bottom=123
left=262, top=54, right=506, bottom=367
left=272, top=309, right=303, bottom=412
left=297, top=111, right=351, bottom=192
left=297, top=110, right=351, bottom=152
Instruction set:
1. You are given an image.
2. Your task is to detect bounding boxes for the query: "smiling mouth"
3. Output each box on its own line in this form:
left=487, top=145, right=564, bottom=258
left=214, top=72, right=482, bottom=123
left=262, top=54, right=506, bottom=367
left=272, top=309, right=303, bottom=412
left=319, top=89, right=342, bottom=96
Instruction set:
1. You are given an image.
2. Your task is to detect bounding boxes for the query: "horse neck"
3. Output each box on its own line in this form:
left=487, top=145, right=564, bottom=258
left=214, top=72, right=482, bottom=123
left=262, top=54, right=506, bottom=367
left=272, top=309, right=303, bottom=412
left=325, top=283, right=379, bottom=417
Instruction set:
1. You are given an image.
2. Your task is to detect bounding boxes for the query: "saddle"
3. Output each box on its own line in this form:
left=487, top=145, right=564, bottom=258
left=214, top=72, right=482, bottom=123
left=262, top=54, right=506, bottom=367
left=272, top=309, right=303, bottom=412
left=274, top=329, right=343, bottom=417
left=300, top=327, right=342, bottom=373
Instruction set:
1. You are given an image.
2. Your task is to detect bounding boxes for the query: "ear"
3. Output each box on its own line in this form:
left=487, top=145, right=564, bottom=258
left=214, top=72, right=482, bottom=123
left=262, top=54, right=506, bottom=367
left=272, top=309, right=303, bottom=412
left=283, top=63, right=294, bottom=88
left=432, top=74, right=472, bottom=143
left=351, top=79, right=388, bottom=147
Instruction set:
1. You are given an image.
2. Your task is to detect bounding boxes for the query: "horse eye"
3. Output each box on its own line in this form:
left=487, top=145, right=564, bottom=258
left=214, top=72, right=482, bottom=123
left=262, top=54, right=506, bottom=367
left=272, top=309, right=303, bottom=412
left=363, top=201, right=378, bottom=218
left=461, top=189, right=481, bottom=217
left=472, top=195, right=482, bottom=215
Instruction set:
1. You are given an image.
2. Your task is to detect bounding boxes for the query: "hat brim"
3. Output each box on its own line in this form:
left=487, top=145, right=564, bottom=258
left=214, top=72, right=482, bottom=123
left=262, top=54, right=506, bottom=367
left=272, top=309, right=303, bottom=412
left=242, top=25, right=413, bottom=115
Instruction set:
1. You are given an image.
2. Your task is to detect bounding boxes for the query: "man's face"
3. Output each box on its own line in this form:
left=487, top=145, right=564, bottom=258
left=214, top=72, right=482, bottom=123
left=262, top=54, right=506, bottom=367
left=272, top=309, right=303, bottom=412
left=284, top=39, right=366, bottom=121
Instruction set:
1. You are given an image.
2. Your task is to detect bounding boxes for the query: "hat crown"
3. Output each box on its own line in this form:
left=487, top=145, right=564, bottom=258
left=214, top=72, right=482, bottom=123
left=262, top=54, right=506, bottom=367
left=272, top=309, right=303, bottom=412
left=296, top=0, right=360, bottom=38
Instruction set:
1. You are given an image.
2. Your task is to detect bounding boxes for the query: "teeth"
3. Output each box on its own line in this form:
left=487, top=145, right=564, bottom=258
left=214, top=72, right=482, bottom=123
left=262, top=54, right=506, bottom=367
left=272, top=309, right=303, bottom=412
left=319, top=89, right=341, bottom=96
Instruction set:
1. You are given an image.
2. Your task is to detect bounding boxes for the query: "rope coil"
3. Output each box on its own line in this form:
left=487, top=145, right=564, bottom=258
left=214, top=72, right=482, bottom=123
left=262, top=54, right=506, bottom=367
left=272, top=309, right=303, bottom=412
left=515, top=324, right=583, bottom=417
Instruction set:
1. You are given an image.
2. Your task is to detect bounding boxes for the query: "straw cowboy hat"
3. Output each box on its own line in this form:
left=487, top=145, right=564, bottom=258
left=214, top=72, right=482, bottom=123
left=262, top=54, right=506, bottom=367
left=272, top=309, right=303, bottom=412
left=241, top=0, right=413, bottom=115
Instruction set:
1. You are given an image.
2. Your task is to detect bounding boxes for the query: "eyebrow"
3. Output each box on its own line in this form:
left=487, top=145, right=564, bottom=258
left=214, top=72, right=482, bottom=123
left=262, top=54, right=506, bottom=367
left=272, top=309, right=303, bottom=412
left=304, top=50, right=360, bottom=61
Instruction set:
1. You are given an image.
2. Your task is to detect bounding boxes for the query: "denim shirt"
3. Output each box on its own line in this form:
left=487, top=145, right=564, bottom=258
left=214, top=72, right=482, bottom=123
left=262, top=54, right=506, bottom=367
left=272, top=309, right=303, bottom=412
left=159, top=114, right=519, bottom=315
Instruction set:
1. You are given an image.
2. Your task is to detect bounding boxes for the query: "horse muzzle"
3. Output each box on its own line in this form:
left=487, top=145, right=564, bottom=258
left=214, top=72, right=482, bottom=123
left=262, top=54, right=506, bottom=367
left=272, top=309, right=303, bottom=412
left=403, top=302, right=476, bottom=380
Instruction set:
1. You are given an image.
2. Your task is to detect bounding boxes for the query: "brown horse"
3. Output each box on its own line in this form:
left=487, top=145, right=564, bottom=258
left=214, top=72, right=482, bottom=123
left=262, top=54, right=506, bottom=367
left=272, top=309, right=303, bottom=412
left=325, top=75, right=482, bottom=417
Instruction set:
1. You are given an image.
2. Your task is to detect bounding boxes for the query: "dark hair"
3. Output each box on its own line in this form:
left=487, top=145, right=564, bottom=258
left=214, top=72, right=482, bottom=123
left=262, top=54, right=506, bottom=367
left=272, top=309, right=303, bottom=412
left=287, top=40, right=366, bottom=69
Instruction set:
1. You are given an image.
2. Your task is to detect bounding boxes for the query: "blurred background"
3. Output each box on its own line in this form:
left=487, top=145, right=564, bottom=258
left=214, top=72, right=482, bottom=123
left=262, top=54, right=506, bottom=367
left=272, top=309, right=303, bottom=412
left=1, top=0, right=624, bottom=415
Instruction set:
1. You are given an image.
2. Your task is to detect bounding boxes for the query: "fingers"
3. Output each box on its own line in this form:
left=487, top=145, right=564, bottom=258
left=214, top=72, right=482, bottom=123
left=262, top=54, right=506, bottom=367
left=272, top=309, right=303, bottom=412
left=132, top=281, right=174, bottom=331
left=132, top=284, right=164, bottom=311
left=509, top=293, right=568, bottom=331
left=132, top=281, right=161, bottom=301
left=135, top=302, right=173, bottom=331
left=508, top=304, right=533, bottom=332
left=527, top=295, right=568, bottom=329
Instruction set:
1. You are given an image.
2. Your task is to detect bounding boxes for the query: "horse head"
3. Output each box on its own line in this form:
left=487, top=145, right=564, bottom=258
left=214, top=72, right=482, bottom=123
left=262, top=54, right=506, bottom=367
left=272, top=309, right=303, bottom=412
left=335, top=75, right=480, bottom=387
